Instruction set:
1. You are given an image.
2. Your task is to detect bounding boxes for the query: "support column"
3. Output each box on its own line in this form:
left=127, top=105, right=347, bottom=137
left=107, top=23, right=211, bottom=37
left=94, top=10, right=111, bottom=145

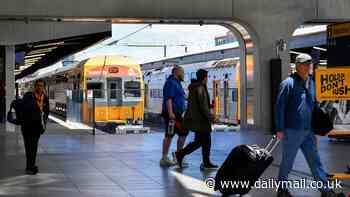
left=253, top=36, right=292, bottom=131
left=0, top=47, right=4, bottom=126
left=280, top=46, right=292, bottom=80
left=5, top=45, right=15, bottom=132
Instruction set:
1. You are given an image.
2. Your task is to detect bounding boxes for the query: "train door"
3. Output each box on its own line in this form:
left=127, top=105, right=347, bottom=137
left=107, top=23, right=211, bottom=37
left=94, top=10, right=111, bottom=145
left=107, top=78, right=122, bottom=120
left=144, top=83, right=149, bottom=109
left=213, top=80, right=221, bottom=118
left=223, top=80, right=229, bottom=120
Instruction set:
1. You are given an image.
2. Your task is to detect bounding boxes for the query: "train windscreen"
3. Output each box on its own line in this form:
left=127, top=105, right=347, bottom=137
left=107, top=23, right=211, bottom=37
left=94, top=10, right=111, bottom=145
left=124, top=81, right=141, bottom=97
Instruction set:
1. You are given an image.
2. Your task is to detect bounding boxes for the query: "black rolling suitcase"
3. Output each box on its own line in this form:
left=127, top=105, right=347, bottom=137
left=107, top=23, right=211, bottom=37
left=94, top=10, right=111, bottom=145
left=214, top=136, right=280, bottom=196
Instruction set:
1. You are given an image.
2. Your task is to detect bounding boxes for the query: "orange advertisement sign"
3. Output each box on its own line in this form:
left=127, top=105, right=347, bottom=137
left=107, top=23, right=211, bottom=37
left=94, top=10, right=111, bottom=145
left=315, top=68, right=350, bottom=101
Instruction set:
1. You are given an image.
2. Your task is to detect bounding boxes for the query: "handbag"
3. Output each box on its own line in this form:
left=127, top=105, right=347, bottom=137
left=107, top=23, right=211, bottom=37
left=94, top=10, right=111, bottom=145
left=312, top=106, right=334, bottom=136
left=312, top=106, right=333, bottom=136
left=7, top=106, right=20, bottom=125
left=299, top=75, right=333, bottom=136
left=7, top=99, right=23, bottom=125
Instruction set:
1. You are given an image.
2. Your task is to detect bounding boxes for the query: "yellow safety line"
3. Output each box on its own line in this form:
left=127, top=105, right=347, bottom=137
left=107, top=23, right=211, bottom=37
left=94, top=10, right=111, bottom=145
left=327, top=130, right=350, bottom=137
left=329, top=173, right=350, bottom=180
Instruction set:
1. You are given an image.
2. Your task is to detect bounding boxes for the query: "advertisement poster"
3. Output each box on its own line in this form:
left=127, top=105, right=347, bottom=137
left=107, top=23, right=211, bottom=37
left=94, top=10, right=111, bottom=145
left=315, top=68, right=350, bottom=125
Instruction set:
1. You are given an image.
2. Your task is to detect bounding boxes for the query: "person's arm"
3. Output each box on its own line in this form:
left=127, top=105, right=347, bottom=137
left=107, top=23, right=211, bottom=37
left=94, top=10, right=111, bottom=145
left=275, top=80, right=291, bottom=139
left=312, top=80, right=320, bottom=109
left=167, top=99, right=176, bottom=120
left=197, top=86, right=212, bottom=121
left=165, top=81, right=176, bottom=120
left=43, top=95, right=49, bottom=123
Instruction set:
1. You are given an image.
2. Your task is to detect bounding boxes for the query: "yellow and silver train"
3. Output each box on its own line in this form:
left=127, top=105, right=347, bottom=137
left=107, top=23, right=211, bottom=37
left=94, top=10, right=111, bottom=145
left=19, top=55, right=144, bottom=125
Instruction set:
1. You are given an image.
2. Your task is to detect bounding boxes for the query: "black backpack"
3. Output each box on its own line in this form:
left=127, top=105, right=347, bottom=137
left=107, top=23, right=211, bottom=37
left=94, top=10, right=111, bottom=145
left=290, top=73, right=333, bottom=135
left=7, top=99, right=24, bottom=125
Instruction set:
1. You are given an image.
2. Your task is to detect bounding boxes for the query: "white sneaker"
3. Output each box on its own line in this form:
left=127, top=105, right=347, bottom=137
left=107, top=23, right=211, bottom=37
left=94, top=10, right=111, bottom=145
left=160, top=157, right=175, bottom=167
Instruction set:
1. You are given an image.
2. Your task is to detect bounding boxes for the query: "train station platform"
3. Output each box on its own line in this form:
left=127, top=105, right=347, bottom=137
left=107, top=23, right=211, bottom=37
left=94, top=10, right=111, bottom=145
left=0, top=121, right=349, bottom=197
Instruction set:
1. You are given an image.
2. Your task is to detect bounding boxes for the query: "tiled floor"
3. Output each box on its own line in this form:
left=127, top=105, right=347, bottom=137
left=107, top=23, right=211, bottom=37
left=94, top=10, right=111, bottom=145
left=0, top=122, right=349, bottom=197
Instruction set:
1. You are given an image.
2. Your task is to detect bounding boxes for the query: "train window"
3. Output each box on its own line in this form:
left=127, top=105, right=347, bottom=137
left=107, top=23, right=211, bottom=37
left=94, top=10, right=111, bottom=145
left=191, top=72, right=196, bottom=79
left=87, top=82, right=104, bottom=98
left=232, top=88, right=238, bottom=102
left=124, top=81, right=141, bottom=97
left=150, top=89, right=162, bottom=98
left=109, top=83, right=117, bottom=99
left=110, top=83, right=116, bottom=89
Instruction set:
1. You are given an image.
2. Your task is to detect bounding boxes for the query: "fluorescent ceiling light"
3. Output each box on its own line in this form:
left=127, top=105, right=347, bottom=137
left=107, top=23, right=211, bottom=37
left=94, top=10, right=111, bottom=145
left=25, top=53, right=46, bottom=59
left=27, top=47, right=58, bottom=55
left=24, top=56, right=42, bottom=61
left=293, top=25, right=327, bottom=36
left=34, top=42, right=64, bottom=48
left=289, top=51, right=304, bottom=55
left=25, top=59, right=40, bottom=63
left=112, top=18, right=144, bottom=23
left=313, top=46, right=327, bottom=51
left=20, top=66, right=31, bottom=70
left=24, top=61, right=38, bottom=65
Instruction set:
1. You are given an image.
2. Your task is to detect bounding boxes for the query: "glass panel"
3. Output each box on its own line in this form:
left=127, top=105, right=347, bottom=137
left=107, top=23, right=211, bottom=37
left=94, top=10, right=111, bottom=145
left=109, top=83, right=117, bottom=99
left=87, top=82, right=104, bottom=98
left=124, top=81, right=141, bottom=97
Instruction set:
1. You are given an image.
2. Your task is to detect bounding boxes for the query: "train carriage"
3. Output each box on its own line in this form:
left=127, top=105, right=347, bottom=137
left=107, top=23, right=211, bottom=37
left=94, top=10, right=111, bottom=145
left=20, top=55, right=144, bottom=125
left=144, top=58, right=239, bottom=125
left=82, top=55, right=144, bottom=124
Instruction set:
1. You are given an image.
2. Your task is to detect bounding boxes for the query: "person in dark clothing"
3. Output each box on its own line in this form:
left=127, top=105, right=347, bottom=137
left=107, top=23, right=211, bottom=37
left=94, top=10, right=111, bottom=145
left=175, top=69, right=218, bottom=170
left=21, top=79, right=49, bottom=175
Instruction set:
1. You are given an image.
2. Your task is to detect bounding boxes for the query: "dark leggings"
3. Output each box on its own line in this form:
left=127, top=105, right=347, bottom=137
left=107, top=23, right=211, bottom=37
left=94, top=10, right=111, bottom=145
left=21, top=128, right=41, bottom=170
left=181, top=131, right=211, bottom=164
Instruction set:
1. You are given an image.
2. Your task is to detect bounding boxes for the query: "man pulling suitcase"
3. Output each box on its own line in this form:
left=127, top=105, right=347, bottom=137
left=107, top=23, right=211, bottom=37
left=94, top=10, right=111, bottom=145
left=275, top=54, right=343, bottom=197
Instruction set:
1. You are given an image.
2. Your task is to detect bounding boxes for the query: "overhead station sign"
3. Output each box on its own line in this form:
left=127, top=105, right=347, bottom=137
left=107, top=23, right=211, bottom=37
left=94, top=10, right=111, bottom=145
left=315, top=68, right=350, bottom=101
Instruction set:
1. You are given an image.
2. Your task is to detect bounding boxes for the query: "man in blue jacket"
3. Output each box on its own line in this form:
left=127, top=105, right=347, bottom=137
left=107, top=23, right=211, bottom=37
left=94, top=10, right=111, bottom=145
left=275, top=54, right=343, bottom=197
left=160, top=66, right=189, bottom=167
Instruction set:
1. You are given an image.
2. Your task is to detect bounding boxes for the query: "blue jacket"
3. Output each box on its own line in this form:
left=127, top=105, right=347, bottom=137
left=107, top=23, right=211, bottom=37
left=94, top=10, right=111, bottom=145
left=275, top=74, right=318, bottom=131
left=162, top=75, right=185, bottom=116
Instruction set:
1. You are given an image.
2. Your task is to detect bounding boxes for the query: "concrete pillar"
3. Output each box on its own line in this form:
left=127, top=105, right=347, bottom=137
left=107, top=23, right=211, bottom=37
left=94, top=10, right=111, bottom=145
left=5, top=45, right=15, bottom=132
left=252, top=34, right=292, bottom=131
left=0, top=47, right=4, bottom=127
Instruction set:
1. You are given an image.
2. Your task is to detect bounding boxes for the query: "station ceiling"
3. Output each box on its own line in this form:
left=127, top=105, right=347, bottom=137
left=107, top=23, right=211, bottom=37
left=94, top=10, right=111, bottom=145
left=15, top=31, right=111, bottom=80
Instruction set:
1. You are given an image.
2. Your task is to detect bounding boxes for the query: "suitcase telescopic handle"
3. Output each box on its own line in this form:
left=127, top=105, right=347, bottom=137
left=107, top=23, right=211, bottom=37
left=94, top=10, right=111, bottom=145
left=265, top=135, right=280, bottom=154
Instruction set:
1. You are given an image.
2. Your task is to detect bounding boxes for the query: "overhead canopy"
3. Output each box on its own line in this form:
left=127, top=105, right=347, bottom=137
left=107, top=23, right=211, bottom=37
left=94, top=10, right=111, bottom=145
left=15, top=31, right=111, bottom=80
